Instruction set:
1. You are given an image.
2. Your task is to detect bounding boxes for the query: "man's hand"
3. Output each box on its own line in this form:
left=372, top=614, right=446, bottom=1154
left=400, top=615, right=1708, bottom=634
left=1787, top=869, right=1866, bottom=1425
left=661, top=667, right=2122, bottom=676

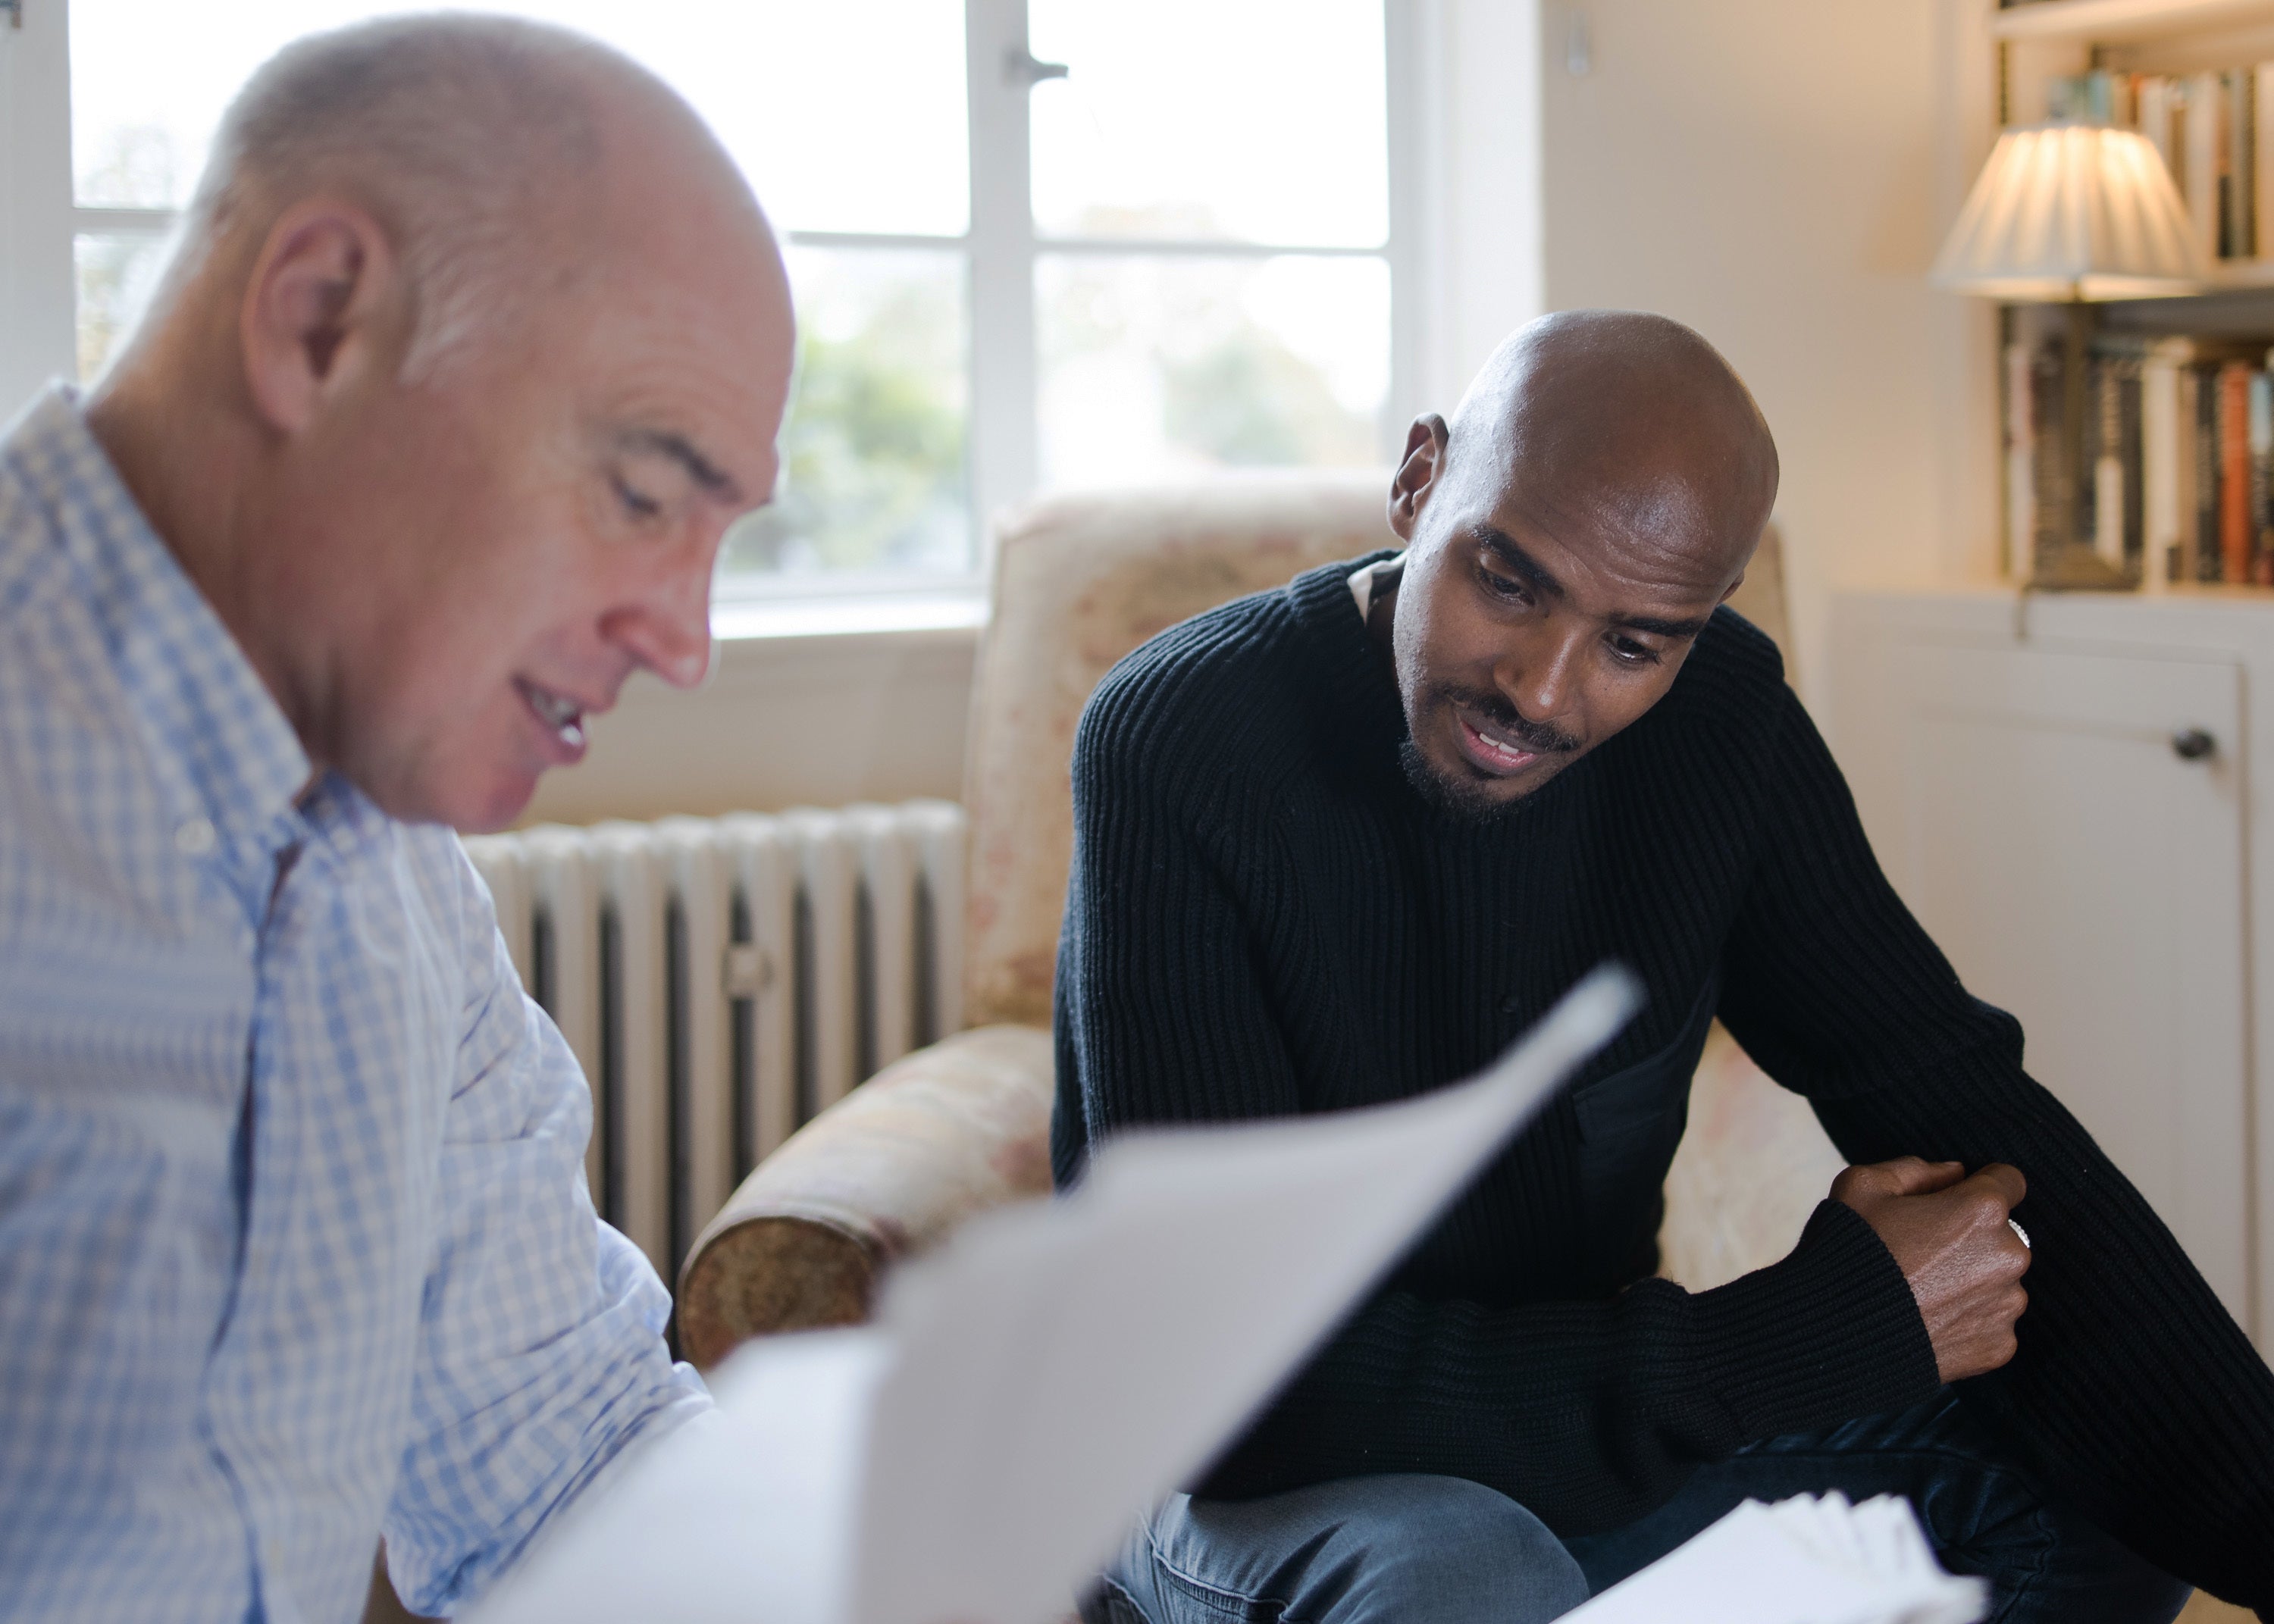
left=1831, top=1156, right=2031, bottom=1383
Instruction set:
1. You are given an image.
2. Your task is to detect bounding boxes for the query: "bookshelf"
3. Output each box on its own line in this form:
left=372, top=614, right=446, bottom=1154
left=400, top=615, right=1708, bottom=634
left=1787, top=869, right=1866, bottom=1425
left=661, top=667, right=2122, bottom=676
left=1983, top=0, right=2274, bottom=589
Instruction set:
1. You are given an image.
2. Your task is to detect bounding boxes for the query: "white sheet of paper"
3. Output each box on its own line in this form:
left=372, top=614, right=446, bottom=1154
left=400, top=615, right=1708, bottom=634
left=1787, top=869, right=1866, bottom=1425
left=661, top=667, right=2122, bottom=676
left=465, top=1329, right=887, bottom=1624
left=1563, top=1494, right=1987, bottom=1624
left=469, top=965, right=1640, bottom=1624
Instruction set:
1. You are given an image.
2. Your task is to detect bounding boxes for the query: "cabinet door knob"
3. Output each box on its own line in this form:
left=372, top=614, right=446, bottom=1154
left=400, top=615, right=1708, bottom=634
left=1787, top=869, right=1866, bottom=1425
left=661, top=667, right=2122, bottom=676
left=2172, top=728, right=2217, bottom=761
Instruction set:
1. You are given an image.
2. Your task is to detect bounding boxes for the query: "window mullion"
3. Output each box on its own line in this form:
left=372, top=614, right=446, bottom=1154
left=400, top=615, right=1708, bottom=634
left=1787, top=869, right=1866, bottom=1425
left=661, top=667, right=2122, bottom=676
left=963, top=0, right=1039, bottom=565
left=1384, top=0, right=1446, bottom=454
left=2, top=0, right=80, bottom=408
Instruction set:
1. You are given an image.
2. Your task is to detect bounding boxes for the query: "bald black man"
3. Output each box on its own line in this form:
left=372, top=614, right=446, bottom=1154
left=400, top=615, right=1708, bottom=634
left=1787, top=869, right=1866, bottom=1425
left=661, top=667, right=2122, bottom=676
left=1056, top=312, right=2274, bottom=1624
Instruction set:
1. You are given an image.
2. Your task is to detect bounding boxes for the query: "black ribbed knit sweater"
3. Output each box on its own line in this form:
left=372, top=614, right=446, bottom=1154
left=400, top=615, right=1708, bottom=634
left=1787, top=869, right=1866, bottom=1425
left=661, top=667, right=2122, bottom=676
left=1051, top=555, right=2274, bottom=1613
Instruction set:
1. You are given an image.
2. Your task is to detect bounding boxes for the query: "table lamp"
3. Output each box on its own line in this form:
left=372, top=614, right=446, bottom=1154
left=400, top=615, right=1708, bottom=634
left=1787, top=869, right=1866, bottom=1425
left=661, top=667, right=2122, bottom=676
left=1931, top=121, right=2207, bottom=588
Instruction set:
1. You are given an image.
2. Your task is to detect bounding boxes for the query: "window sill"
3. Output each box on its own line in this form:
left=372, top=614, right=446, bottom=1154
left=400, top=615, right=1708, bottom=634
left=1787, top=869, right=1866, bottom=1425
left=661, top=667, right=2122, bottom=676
left=709, top=592, right=988, bottom=642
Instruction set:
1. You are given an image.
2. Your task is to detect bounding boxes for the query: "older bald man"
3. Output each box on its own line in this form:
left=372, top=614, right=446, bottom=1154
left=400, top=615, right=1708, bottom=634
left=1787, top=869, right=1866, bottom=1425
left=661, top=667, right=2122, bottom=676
left=1057, top=312, right=2274, bottom=1622
left=0, top=17, right=789, bottom=1621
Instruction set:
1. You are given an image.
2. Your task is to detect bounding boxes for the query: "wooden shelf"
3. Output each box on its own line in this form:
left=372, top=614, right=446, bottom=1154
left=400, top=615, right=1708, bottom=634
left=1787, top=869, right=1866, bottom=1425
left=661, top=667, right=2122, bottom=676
left=2059, top=263, right=2274, bottom=297
left=2204, top=261, right=2274, bottom=289
left=1992, top=0, right=2274, bottom=43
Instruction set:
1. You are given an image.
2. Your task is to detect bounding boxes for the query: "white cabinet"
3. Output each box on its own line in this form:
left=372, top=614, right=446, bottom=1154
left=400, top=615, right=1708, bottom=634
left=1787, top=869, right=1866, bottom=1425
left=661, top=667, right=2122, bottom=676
left=1831, top=590, right=2274, bottom=1347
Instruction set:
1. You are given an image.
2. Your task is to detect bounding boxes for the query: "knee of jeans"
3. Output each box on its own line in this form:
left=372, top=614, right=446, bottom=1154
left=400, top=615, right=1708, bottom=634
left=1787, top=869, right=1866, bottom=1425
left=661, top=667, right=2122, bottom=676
left=1326, top=1475, right=1590, bottom=1615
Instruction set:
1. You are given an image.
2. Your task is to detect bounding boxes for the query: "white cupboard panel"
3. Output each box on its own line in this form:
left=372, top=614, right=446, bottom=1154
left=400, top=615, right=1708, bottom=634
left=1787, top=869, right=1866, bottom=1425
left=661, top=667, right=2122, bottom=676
left=1893, top=640, right=2250, bottom=1325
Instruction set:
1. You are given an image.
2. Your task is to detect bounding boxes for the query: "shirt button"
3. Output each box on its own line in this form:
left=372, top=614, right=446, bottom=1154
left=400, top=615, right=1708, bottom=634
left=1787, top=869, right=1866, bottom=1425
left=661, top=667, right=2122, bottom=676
left=174, top=817, right=217, bottom=856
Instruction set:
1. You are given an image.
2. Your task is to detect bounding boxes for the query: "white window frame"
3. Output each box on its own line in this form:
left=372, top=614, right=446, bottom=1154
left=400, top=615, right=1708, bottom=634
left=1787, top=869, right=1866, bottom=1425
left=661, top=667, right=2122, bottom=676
left=0, top=0, right=1435, bottom=628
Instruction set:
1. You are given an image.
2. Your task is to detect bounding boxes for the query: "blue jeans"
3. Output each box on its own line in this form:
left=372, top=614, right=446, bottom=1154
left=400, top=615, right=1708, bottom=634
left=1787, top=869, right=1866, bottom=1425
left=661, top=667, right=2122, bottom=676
left=1082, top=1392, right=2192, bottom=1624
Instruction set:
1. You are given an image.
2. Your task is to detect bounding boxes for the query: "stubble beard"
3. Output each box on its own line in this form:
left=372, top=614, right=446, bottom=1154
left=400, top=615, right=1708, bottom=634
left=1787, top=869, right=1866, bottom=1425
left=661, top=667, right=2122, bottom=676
left=1396, top=682, right=1580, bottom=827
left=1396, top=737, right=1533, bottom=827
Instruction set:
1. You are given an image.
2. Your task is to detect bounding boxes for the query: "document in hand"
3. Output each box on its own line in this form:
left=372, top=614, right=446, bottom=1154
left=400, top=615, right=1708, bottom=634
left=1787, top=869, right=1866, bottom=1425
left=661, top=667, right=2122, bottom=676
left=1565, top=1494, right=1987, bottom=1624
left=468, top=967, right=1640, bottom=1624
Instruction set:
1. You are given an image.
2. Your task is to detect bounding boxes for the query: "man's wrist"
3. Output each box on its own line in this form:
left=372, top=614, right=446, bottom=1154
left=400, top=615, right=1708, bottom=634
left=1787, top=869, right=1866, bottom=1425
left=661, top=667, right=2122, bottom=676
left=1690, top=1199, right=1942, bottom=1443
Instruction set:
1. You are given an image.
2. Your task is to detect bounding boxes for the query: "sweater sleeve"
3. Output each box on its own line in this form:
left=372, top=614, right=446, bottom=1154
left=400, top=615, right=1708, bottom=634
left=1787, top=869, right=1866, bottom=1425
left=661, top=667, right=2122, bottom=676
left=1719, top=684, right=2274, bottom=1615
left=1053, top=671, right=1941, bottom=1535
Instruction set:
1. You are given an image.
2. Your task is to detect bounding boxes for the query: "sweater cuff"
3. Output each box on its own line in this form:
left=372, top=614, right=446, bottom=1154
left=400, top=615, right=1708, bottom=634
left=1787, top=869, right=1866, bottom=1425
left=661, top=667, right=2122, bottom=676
left=1691, top=1199, right=1942, bottom=1441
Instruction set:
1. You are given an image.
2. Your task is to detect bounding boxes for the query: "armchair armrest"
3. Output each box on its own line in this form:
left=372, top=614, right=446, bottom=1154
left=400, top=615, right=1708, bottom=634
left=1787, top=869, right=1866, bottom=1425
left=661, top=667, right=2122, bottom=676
left=675, top=1023, right=1054, bottom=1369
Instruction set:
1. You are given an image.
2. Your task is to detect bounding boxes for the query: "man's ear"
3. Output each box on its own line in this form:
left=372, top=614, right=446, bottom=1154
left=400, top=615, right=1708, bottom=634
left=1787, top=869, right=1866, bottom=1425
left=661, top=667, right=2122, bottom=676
left=1386, top=414, right=1448, bottom=542
left=238, top=199, right=402, bottom=437
left=1719, top=570, right=1746, bottom=605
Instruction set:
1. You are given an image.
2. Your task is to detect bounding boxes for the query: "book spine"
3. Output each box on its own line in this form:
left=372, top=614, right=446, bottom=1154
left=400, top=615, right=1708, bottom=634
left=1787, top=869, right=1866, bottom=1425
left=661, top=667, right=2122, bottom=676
left=2122, top=361, right=2145, bottom=575
left=2038, top=344, right=2067, bottom=567
left=2232, top=70, right=2255, bottom=258
left=2142, top=346, right=2183, bottom=593
left=2192, top=361, right=2210, bottom=582
left=2004, top=342, right=2037, bottom=582
left=2252, top=366, right=2273, bottom=584
left=2222, top=361, right=2252, bottom=580
left=2096, top=358, right=2127, bottom=567
left=2182, top=364, right=2200, bottom=583
left=2188, top=73, right=2223, bottom=261
left=2258, top=64, right=2274, bottom=259
left=2144, top=77, right=2178, bottom=194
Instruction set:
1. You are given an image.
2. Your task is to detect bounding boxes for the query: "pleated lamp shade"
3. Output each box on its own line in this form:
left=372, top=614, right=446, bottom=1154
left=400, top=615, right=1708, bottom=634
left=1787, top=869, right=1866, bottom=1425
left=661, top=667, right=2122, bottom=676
left=1931, top=121, right=2207, bottom=301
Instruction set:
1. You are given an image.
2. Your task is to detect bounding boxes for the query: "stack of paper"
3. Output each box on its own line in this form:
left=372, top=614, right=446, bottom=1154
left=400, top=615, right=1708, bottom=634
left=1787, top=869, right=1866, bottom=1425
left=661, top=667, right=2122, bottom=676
left=1566, top=1493, right=1987, bottom=1624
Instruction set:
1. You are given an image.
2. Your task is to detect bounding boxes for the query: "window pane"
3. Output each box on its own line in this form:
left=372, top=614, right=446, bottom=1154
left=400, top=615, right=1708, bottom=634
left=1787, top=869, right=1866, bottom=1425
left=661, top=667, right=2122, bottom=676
left=70, top=2, right=969, bottom=235
left=1036, top=254, right=1389, bottom=490
left=1029, top=0, right=1386, bottom=247
left=74, top=233, right=171, bottom=385
left=720, top=246, right=970, bottom=587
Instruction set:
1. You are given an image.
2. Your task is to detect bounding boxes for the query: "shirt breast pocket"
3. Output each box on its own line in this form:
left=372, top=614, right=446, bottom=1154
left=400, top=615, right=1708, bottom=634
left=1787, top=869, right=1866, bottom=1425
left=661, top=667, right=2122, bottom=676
left=1567, top=973, right=1720, bottom=1280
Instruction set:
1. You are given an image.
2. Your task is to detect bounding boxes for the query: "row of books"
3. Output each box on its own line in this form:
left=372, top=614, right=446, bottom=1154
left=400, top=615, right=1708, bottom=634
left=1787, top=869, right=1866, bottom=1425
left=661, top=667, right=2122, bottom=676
left=2005, top=331, right=2274, bottom=587
left=2048, top=66, right=2274, bottom=262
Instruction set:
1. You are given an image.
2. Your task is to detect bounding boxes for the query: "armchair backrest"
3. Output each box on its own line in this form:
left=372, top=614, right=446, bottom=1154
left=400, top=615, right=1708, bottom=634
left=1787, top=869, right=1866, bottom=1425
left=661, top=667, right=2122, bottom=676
left=961, top=474, right=1395, bottom=1028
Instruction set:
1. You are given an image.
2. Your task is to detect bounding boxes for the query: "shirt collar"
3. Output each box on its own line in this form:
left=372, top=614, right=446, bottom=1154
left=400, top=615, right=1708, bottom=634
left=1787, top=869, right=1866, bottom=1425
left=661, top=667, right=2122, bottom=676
left=10, top=386, right=315, bottom=847
left=1347, top=551, right=1405, bottom=621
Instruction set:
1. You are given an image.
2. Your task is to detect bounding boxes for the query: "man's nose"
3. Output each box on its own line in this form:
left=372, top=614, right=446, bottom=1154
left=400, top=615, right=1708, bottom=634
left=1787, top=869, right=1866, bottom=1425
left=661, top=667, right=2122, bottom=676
left=601, top=562, right=713, bottom=690
left=1499, top=627, right=1586, bottom=723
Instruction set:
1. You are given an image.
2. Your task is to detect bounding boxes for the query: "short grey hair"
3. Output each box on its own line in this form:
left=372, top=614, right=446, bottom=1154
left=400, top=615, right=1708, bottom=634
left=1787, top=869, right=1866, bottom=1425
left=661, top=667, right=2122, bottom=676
left=174, top=13, right=659, bottom=380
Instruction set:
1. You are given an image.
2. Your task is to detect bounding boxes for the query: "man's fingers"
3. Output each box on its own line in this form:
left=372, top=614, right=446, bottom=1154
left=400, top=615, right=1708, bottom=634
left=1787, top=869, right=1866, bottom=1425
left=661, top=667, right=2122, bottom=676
left=1965, top=1162, right=2028, bottom=1212
left=1841, top=1156, right=1967, bottom=1200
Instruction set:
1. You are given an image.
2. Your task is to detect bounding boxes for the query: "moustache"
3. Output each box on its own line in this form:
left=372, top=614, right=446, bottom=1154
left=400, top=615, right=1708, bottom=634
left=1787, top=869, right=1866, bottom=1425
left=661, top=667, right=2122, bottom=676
left=1436, top=685, right=1582, bottom=755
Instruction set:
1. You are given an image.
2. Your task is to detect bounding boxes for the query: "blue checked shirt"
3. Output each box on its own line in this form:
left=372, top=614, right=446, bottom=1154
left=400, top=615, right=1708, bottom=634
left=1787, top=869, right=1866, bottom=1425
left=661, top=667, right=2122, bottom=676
left=0, top=389, right=709, bottom=1623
